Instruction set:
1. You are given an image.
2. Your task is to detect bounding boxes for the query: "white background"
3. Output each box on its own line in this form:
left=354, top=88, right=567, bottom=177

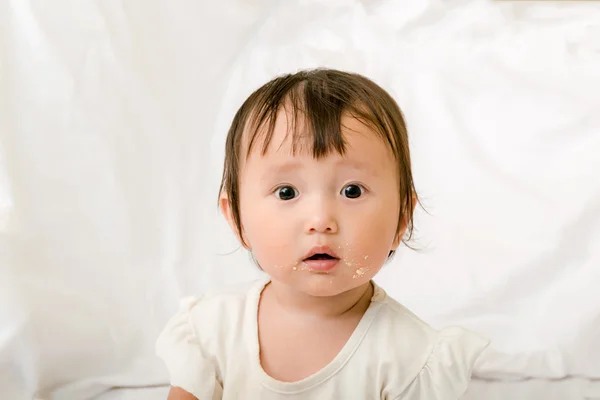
left=1, top=0, right=599, bottom=399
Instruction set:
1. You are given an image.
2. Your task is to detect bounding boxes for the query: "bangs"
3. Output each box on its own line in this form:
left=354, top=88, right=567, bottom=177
left=242, top=71, right=403, bottom=160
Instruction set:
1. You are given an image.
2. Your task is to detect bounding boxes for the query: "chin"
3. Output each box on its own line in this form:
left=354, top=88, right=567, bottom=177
left=298, top=275, right=371, bottom=297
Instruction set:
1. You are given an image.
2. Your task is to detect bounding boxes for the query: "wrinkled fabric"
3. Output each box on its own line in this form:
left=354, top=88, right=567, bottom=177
left=397, top=329, right=489, bottom=399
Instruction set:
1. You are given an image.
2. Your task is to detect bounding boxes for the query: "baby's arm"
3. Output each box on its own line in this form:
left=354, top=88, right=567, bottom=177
left=167, top=386, right=198, bottom=400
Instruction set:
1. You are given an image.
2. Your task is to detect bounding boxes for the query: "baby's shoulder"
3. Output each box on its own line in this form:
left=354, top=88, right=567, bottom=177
left=187, top=279, right=260, bottom=318
left=364, top=290, right=441, bottom=366
left=185, top=278, right=264, bottom=329
left=161, top=278, right=265, bottom=349
left=372, top=290, right=439, bottom=342
left=155, top=279, right=266, bottom=398
left=361, top=285, right=490, bottom=399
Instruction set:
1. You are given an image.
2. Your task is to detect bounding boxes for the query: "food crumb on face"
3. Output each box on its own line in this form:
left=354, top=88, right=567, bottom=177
left=352, top=267, right=369, bottom=279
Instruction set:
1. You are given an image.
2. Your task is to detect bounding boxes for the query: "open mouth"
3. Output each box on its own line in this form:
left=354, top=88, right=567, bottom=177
left=301, top=246, right=340, bottom=271
left=305, top=253, right=337, bottom=261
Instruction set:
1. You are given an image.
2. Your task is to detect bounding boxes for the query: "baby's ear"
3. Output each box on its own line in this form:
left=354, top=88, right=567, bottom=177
left=391, top=232, right=403, bottom=251
left=392, top=194, right=417, bottom=250
left=219, top=191, right=233, bottom=225
left=219, top=192, right=238, bottom=238
left=219, top=192, right=251, bottom=250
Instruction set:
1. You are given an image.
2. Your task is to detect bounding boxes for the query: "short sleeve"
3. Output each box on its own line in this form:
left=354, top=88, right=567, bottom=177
left=156, top=296, right=223, bottom=400
left=396, top=327, right=490, bottom=400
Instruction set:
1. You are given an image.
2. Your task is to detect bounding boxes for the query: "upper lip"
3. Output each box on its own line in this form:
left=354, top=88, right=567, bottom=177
left=303, top=245, right=339, bottom=260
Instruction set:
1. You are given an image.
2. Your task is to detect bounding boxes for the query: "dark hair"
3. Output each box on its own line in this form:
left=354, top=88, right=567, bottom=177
left=219, top=68, right=418, bottom=257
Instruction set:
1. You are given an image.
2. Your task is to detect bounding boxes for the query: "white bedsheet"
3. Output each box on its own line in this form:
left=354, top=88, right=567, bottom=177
left=92, top=379, right=600, bottom=400
left=1, top=0, right=599, bottom=399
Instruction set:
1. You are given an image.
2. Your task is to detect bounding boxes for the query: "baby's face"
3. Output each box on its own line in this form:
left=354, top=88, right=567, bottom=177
left=235, top=111, right=404, bottom=297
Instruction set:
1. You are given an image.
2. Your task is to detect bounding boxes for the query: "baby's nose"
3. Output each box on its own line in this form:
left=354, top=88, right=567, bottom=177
left=304, top=202, right=338, bottom=234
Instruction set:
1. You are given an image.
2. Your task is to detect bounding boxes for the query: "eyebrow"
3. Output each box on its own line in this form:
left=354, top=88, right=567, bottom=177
left=260, top=161, right=303, bottom=181
left=261, top=159, right=377, bottom=181
left=334, top=159, right=378, bottom=175
left=266, top=161, right=304, bottom=174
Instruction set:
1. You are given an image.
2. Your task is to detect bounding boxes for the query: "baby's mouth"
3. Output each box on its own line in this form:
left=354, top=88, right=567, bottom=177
left=304, top=253, right=338, bottom=261
left=301, top=246, right=340, bottom=271
left=301, top=251, right=340, bottom=272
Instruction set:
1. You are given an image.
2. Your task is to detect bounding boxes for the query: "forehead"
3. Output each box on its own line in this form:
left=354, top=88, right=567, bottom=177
left=242, top=107, right=396, bottom=166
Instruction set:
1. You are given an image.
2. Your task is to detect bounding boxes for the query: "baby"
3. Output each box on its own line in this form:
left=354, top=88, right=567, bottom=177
left=156, top=68, right=489, bottom=399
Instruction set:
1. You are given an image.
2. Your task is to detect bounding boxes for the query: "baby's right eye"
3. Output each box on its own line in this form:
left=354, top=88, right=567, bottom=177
left=274, top=185, right=298, bottom=201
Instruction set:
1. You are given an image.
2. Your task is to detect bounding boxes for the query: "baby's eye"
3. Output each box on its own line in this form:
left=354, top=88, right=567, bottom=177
left=275, top=185, right=299, bottom=201
left=342, top=184, right=364, bottom=199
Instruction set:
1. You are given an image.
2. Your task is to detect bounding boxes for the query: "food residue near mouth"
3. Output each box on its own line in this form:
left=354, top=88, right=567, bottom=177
left=353, top=267, right=369, bottom=279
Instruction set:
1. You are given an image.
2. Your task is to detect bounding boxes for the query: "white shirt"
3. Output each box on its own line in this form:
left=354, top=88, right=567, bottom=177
left=156, top=278, right=489, bottom=399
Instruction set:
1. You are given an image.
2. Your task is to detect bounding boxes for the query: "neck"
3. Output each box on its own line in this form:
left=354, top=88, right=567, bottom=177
left=266, top=280, right=373, bottom=319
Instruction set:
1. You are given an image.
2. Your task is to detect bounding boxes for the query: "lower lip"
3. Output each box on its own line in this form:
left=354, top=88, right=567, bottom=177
left=302, top=259, right=339, bottom=272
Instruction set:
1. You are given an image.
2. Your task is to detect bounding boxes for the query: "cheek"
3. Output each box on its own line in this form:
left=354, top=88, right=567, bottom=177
left=341, top=200, right=399, bottom=267
left=240, top=200, right=297, bottom=267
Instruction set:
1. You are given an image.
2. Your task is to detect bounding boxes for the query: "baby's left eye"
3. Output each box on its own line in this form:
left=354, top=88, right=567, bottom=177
left=342, top=184, right=363, bottom=199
